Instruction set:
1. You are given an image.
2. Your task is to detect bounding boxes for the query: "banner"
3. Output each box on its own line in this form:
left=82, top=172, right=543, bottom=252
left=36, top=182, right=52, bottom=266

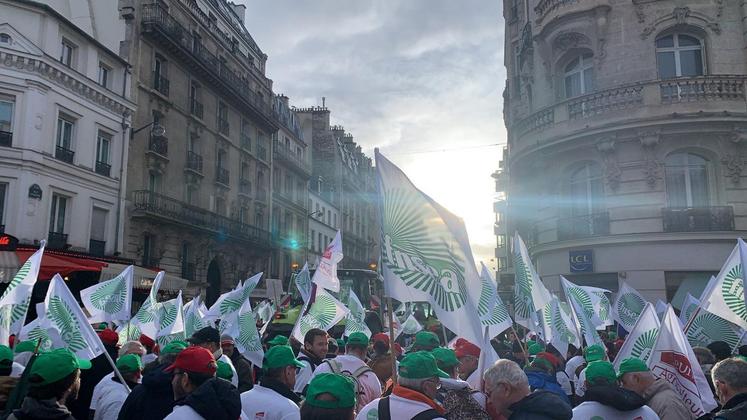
left=700, top=239, right=747, bottom=331
left=183, top=295, right=208, bottom=339
left=541, top=296, right=580, bottom=357
left=81, top=265, right=133, bottom=324
left=206, top=273, right=263, bottom=333
left=561, top=276, right=610, bottom=329
left=294, top=263, right=312, bottom=304
left=19, top=304, right=54, bottom=351
left=156, top=292, right=185, bottom=343
left=561, top=276, right=602, bottom=347
left=686, top=308, right=744, bottom=351
left=0, top=244, right=45, bottom=345
left=479, top=262, right=512, bottom=337
left=395, top=313, right=423, bottom=340
left=312, top=231, right=343, bottom=293
left=291, top=285, right=349, bottom=342
left=613, top=302, right=660, bottom=369
left=230, top=299, right=264, bottom=367
left=130, top=271, right=165, bottom=339
left=513, top=233, right=552, bottom=331
left=655, top=300, right=667, bottom=319
left=344, top=290, right=371, bottom=338
left=613, top=280, right=647, bottom=332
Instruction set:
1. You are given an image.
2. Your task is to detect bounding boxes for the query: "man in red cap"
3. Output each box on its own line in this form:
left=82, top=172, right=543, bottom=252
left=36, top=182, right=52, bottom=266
left=454, top=338, right=481, bottom=388
left=163, top=346, right=241, bottom=420
left=139, top=334, right=158, bottom=365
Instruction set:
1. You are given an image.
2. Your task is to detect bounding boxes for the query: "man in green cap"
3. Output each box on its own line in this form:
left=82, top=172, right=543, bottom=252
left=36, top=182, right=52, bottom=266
left=8, top=348, right=91, bottom=420
left=90, top=353, right=142, bottom=420
left=312, top=332, right=381, bottom=411
left=408, top=331, right=441, bottom=352
left=301, top=373, right=357, bottom=419
left=240, top=345, right=303, bottom=418
left=618, top=357, right=693, bottom=420
left=572, top=360, right=658, bottom=419
left=356, top=351, right=448, bottom=419
left=574, top=343, right=607, bottom=398
left=431, top=347, right=488, bottom=417
left=266, top=335, right=289, bottom=348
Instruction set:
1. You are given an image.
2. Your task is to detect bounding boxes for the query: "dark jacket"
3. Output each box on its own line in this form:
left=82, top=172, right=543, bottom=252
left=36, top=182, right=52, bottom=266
left=229, top=350, right=254, bottom=393
left=174, top=377, right=241, bottom=420
left=117, top=362, right=175, bottom=420
left=584, top=384, right=648, bottom=411
left=714, top=393, right=747, bottom=420
left=9, top=397, right=76, bottom=420
left=525, top=369, right=570, bottom=405
left=68, top=344, right=117, bottom=419
left=508, top=390, right=573, bottom=420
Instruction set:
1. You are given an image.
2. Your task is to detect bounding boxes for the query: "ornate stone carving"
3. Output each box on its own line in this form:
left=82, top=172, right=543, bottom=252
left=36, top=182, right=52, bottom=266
left=639, top=131, right=662, bottom=188
left=721, top=154, right=744, bottom=184
left=596, top=138, right=622, bottom=190
left=673, top=7, right=690, bottom=25
left=635, top=3, right=646, bottom=23
left=553, top=32, right=590, bottom=52
left=640, top=6, right=721, bottom=39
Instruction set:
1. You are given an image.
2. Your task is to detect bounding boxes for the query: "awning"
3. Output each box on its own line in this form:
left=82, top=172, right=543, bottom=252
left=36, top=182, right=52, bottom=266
left=0, top=251, right=19, bottom=283
left=15, top=250, right=108, bottom=280
left=101, top=263, right=190, bottom=294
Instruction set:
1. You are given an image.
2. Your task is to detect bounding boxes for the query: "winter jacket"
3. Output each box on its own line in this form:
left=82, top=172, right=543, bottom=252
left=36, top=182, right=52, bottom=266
left=294, top=349, right=323, bottom=394
left=8, top=398, right=76, bottom=420
left=356, top=385, right=447, bottom=420
left=525, top=369, right=570, bottom=405
left=117, top=363, right=175, bottom=420
left=69, top=344, right=118, bottom=420
left=572, top=384, right=659, bottom=420
left=164, top=377, right=241, bottom=420
left=0, top=376, right=19, bottom=410
left=714, top=393, right=747, bottom=420
left=641, top=378, right=695, bottom=420
left=240, top=384, right=299, bottom=420
left=92, top=377, right=139, bottom=420
left=229, top=350, right=254, bottom=393
left=507, top=390, right=572, bottom=420
left=368, top=352, right=395, bottom=385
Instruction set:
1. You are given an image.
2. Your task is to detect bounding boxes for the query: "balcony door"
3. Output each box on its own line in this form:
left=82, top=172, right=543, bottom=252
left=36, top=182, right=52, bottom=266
left=665, top=152, right=709, bottom=208
left=566, top=163, right=605, bottom=238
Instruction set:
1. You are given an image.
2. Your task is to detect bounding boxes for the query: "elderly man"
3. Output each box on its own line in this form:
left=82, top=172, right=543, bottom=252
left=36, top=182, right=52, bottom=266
left=711, top=357, right=747, bottom=419
left=572, top=361, right=657, bottom=420
left=483, top=359, right=571, bottom=420
left=618, top=357, right=693, bottom=420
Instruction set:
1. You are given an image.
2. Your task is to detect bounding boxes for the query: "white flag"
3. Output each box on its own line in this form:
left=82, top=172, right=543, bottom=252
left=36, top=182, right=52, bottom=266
left=479, top=262, right=513, bottom=337
left=470, top=329, right=501, bottom=391
left=613, top=280, right=647, bottom=332
left=294, top=263, right=312, bottom=304
left=395, top=313, right=423, bottom=340
left=513, top=232, right=552, bottom=330
left=81, top=265, right=133, bottom=324
left=561, top=276, right=602, bottom=347
left=655, top=300, right=667, bottom=319
left=0, top=244, right=45, bottom=345
left=156, top=292, right=184, bottom=340
left=183, top=295, right=207, bottom=339
left=686, top=306, right=744, bottom=351
left=312, top=231, right=343, bottom=293
left=377, top=151, right=483, bottom=345
left=19, top=304, right=55, bottom=352
left=42, top=274, right=105, bottom=360
left=206, top=273, right=262, bottom=323
left=700, top=239, right=747, bottom=331
left=230, top=299, right=264, bottom=367
left=613, top=302, right=660, bottom=369
left=130, top=271, right=165, bottom=340
left=680, top=293, right=700, bottom=326
left=291, top=286, right=349, bottom=343
left=344, top=290, right=371, bottom=338
left=541, top=296, right=580, bottom=357
left=648, top=305, right=717, bottom=417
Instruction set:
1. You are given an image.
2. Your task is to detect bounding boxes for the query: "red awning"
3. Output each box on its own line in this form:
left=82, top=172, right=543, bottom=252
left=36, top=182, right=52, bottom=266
left=15, top=250, right=108, bottom=279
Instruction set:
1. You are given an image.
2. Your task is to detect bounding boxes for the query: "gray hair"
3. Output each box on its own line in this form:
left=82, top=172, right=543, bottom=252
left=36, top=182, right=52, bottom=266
left=119, top=341, right=146, bottom=358
left=483, top=359, right=528, bottom=388
left=712, top=357, right=747, bottom=390
left=398, top=376, right=429, bottom=392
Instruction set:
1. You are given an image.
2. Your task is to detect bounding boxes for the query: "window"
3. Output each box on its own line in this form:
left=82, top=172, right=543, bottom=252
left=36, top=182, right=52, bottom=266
left=50, top=194, right=68, bottom=233
left=318, top=232, right=323, bottom=252
left=60, top=39, right=75, bottom=67
left=218, top=101, right=229, bottom=135
left=310, top=229, right=316, bottom=251
left=285, top=175, right=292, bottom=194
left=0, top=98, right=13, bottom=133
left=142, top=233, right=155, bottom=267
left=0, top=33, right=11, bottom=44
left=181, top=242, right=193, bottom=280
left=90, top=207, right=107, bottom=255
left=185, top=185, right=196, bottom=205
left=96, top=131, right=111, bottom=164
left=333, top=213, right=337, bottom=228
left=190, top=82, right=202, bottom=118
left=564, top=53, right=594, bottom=98
left=665, top=152, right=710, bottom=207
left=148, top=172, right=162, bottom=193
left=153, top=54, right=168, bottom=95
left=0, top=183, right=7, bottom=226
left=569, top=162, right=604, bottom=217
left=215, top=197, right=226, bottom=216
left=56, top=116, right=74, bottom=149
left=98, top=63, right=111, bottom=88
left=239, top=205, right=250, bottom=224
left=656, top=34, right=704, bottom=79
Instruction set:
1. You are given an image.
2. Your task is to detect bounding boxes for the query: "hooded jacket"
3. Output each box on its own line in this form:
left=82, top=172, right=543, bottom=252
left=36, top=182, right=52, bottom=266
left=8, top=398, right=76, bottom=420
left=165, top=377, right=241, bottom=420
left=572, top=384, right=658, bottom=420
left=714, top=393, right=747, bottom=420
left=507, top=391, right=572, bottom=420
left=641, top=378, right=695, bottom=420
left=525, top=369, right=570, bottom=405
left=117, top=363, right=174, bottom=420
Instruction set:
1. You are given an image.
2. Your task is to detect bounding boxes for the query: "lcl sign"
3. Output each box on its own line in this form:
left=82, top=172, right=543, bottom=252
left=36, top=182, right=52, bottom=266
left=569, top=250, right=593, bottom=273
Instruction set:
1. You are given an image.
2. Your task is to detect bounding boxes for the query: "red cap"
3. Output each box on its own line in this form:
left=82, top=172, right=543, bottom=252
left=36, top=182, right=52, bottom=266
left=393, top=343, right=403, bottom=355
left=98, top=329, right=119, bottom=346
left=139, top=334, right=155, bottom=350
left=372, top=333, right=390, bottom=345
left=536, top=352, right=561, bottom=368
left=164, top=346, right=217, bottom=375
left=454, top=338, right=480, bottom=358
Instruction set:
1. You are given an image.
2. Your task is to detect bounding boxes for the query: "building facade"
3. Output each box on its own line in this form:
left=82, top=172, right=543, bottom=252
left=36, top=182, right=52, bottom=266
left=307, top=183, right=340, bottom=267
left=502, top=0, right=747, bottom=306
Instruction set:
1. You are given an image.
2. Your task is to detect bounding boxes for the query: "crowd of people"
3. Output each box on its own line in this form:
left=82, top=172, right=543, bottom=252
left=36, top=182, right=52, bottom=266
left=1, top=324, right=746, bottom=420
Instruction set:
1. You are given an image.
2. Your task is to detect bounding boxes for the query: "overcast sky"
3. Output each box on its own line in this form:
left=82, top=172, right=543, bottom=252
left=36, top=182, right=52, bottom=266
left=240, top=0, right=507, bottom=268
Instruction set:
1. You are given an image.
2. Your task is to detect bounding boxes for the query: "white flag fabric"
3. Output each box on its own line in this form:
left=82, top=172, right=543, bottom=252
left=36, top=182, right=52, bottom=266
left=700, top=239, right=747, bottom=331
left=655, top=300, right=667, bottom=319
left=312, top=231, right=343, bottom=293
left=156, top=292, right=184, bottom=340
left=376, top=151, right=483, bottom=345
left=468, top=329, right=502, bottom=391
left=613, top=302, right=660, bottom=369
left=344, top=290, right=371, bottom=338
left=513, top=233, right=552, bottom=331
left=205, top=273, right=262, bottom=323
left=686, top=306, right=744, bottom=351
left=561, top=276, right=602, bottom=347
left=479, top=262, right=512, bottom=337
left=613, top=280, right=647, bottom=332
left=294, top=263, right=312, bottom=304
left=541, top=296, right=580, bottom=357
left=395, top=313, right=423, bottom=341
left=81, top=265, right=133, bottom=324
left=648, top=305, right=717, bottom=417
left=229, top=299, right=264, bottom=367
left=42, top=274, right=105, bottom=360
left=291, top=286, right=349, bottom=343
left=680, top=293, right=700, bottom=326
left=130, top=271, right=165, bottom=340
left=592, top=289, right=614, bottom=329
left=0, top=244, right=45, bottom=345
left=183, top=296, right=207, bottom=338
left=19, top=304, right=55, bottom=352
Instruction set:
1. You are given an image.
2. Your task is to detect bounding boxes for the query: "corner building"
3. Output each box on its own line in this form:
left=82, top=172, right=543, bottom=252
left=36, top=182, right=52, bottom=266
left=502, top=0, right=747, bottom=305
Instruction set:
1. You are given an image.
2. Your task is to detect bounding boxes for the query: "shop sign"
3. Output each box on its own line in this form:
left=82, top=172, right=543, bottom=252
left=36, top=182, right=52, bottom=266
left=569, top=250, right=593, bottom=273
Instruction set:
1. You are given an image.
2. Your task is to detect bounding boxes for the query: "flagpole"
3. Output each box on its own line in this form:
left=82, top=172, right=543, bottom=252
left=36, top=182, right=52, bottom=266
left=511, top=324, right=529, bottom=364
left=683, top=306, right=702, bottom=335
left=387, top=296, right=397, bottom=384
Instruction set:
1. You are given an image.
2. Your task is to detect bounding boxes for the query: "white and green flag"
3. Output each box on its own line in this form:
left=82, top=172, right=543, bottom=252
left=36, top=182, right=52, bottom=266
left=42, top=274, right=105, bottom=360
left=513, top=233, right=552, bottom=331
left=130, top=271, right=165, bottom=340
left=19, top=303, right=54, bottom=351
left=183, top=296, right=208, bottom=338
left=613, top=302, right=659, bottom=369
left=291, top=285, right=349, bottom=343
left=613, top=281, right=647, bottom=332
left=156, top=292, right=184, bottom=342
left=344, top=290, right=371, bottom=338
left=561, top=276, right=602, bottom=347
left=655, top=300, right=667, bottom=320
left=0, top=244, right=45, bottom=345
left=593, top=290, right=613, bottom=329
left=313, top=232, right=343, bottom=293
left=686, top=305, right=744, bottom=350
left=230, top=299, right=264, bottom=367
left=479, top=262, right=512, bottom=337
left=680, top=292, right=700, bottom=326
left=81, top=265, right=133, bottom=324
left=699, top=239, right=747, bottom=331
left=206, top=273, right=262, bottom=324
left=294, top=263, right=312, bottom=304
left=541, top=296, right=580, bottom=357
left=395, top=313, right=423, bottom=340
left=376, top=150, right=483, bottom=345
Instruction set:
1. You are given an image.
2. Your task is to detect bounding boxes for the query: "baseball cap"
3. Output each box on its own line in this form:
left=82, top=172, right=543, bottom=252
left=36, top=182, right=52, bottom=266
left=409, top=331, right=440, bottom=351
left=161, top=341, right=188, bottom=355
left=305, top=373, right=356, bottom=409
left=164, top=346, right=217, bottom=375
left=220, top=334, right=235, bottom=346
left=371, top=333, right=390, bottom=345
left=346, top=332, right=369, bottom=347
left=536, top=352, right=561, bottom=369
left=267, top=335, right=289, bottom=347
left=586, top=361, right=617, bottom=386
left=139, top=334, right=155, bottom=350
left=336, top=338, right=345, bottom=349
left=29, top=348, right=92, bottom=386
left=528, top=342, right=545, bottom=355
left=584, top=344, right=606, bottom=362
left=263, top=345, right=305, bottom=370
left=454, top=338, right=480, bottom=359
left=116, top=354, right=143, bottom=374
left=14, top=340, right=37, bottom=354
left=216, top=360, right=234, bottom=380
left=98, top=329, right=120, bottom=347
left=431, top=347, right=459, bottom=368
left=0, top=345, right=12, bottom=365
left=399, top=351, right=449, bottom=379
left=188, top=326, right=221, bottom=345
left=607, top=332, right=618, bottom=340
left=617, top=357, right=649, bottom=379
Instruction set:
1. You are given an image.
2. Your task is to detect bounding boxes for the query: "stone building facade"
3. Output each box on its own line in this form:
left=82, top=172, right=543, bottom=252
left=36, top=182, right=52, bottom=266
left=502, top=0, right=747, bottom=306
left=308, top=183, right=340, bottom=267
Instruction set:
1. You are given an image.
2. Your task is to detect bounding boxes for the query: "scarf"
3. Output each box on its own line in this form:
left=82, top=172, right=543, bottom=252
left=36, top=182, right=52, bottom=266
left=392, top=384, right=446, bottom=414
left=260, top=377, right=302, bottom=405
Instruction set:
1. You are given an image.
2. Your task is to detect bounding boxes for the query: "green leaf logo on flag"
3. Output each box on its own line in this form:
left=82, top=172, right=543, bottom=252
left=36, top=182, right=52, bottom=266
left=568, top=287, right=594, bottom=321
left=616, top=292, right=645, bottom=327
left=594, top=291, right=611, bottom=322
left=136, top=299, right=157, bottom=323
left=185, top=310, right=205, bottom=337
left=27, top=325, right=53, bottom=351
left=687, top=312, right=742, bottom=349
left=158, top=302, right=178, bottom=330
left=721, top=264, right=746, bottom=323
left=544, top=302, right=575, bottom=344
left=47, top=296, right=87, bottom=352
left=90, top=279, right=127, bottom=314
left=238, top=311, right=261, bottom=352
left=220, top=297, right=244, bottom=316
left=513, top=252, right=534, bottom=320
left=631, top=328, right=658, bottom=362
left=302, top=294, right=337, bottom=330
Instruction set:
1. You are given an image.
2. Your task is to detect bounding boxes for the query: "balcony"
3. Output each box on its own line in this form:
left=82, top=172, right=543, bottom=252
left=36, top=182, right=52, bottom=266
left=152, top=71, right=170, bottom=96
left=148, top=135, right=168, bottom=157
left=256, top=187, right=267, bottom=202
left=216, top=167, right=229, bottom=186
left=256, top=144, right=267, bottom=162
left=89, top=239, right=106, bottom=257
left=0, top=131, right=11, bottom=147
left=662, top=206, right=734, bottom=232
left=557, top=212, right=610, bottom=241
left=241, top=134, right=251, bottom=151
left=55, top=146, right=74, bottom=164
left=186, top=151, right=203, bottom=173
left=131, top=190, right=271, bottom=248
left=47, top=231, right=68, bottom=249
left=273, top=141, right=311, bottom=175
left=239, top=178, right=252, bottom=196
left=218, top=118, right=230, bottom=136
left=95, top=161, right=111, bottom=177
left=660, top=77, right=745, bottom=104
left=190, top=98, right=204, bottom=119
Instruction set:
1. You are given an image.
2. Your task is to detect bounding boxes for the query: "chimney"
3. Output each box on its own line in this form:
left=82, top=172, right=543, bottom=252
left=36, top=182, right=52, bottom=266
left=278, top=94, right=290, bottom=108
left=229, top=2, right=246, bottom=20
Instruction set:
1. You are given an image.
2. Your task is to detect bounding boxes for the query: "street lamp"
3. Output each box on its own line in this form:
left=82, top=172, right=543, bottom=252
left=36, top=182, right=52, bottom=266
left=130, top=120, right=166, bottom=139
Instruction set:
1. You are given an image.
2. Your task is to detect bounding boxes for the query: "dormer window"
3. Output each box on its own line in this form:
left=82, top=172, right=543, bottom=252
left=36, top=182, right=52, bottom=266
left=0, top=33, right=11, bottom=45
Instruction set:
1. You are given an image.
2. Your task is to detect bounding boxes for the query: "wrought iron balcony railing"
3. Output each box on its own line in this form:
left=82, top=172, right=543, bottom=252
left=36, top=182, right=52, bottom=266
left=0, top=131, right=11, bottom=147
left=148, top=135, right=168, bottom=157
left=239, top=178, right=252, bottom=196
left=95, top=161, right=111, bottom=177
left=186, top=151, right=203, bottom=173
left=662, top=206, right=735, bottom=232
left=273, top=141, right=310, bottom=174
left=153, top=72, right=169, bottom=96
left=190, top=98, right=204, bottom=119
left=218, top=118, right=230, bottom=136
left=89, top=239, right=106, bottom=257
left=557, top=212, right=610, bottom=241
left=55, top=146, right=74, bottom=164
left=47, top=231, right=68, bottom=249
left=216, top=167, right=229, bottom=185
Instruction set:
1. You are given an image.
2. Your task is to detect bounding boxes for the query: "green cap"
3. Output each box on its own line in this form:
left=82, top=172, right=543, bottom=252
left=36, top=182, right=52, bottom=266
left=528, top=342, right=545, bottom=355
left=263, top=345, right=305, bottom=370
left=30, top=348, right=92, bottom=386
left=305, top=373, right=356, bottom=409
left=216, top=360, right=234, bottom=380
left=531, top=357, right=554, bottom=373
left=586, top=361, right=617, bottom=386
left=399, top=351, right=449, bottom=379
left=336, top=339, right=345, bottom=349
left=617, top=357, right=649, bottom=379
left=431, top=347, right=459, bottom=368
left=267, top=335, right=289, bottom=347
left=736, top=355, right=747, bottom=363
left=410, top=331, right=440, bottom=350
left=161, top=341, right=188, bottom=355
left=607, top=332, right=618, bottom=340
left=0, top=345, right=12, bottom=364
left=346, top=332, right=369, bottom=347
left=116, top=354, right=143, bottom=373
left=14, top=340, right=36, bottom=354
left=584, top=344, right=606, bottom=362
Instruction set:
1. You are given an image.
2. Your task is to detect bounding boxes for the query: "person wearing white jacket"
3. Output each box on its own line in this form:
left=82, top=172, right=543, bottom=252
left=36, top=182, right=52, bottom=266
left=241, top=345, right=303, bottom=420
left=91, top=354, right=142, bottom=420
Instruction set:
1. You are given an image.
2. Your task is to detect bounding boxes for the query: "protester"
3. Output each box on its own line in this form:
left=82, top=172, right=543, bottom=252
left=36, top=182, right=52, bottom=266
left=708, top=341, right=733, bottom=363
left=711, top=357, right=747, bottom=419
left=326, top=338, right=339, bottom=359
left=336, top=339, right=346, bottom=356
left=139, top=335, right=158, bottom=365
left=483, top=359, right=572, bottom=420
left=91, top=354, right=142, bottom=420
left=572, top=360, right=658, bottom=419
left=216, top=360, right=234, bottom=383
left=431, top=347, right=488, bottom=419
left=408, top=331, right=441, bottom=352
left=300, top=373, right=356, bottom=420
left=69, top=328, right=120, bottom=420
left=0, top=344, right=20, bottom=410
left=267, top=335, right=289, bottom=349
left=8, top=348, right=91, bottom=420
left=187, top=326, right=238, bottom=387
left=221, top=334, right=254, bottom=392
left=524, top=355, right=569, bottom=404
left=163, top=346, right=241, bottom=420
left=454, top=338, right=480, bottom=386
left=117, top=343, right=183, bottom=420
left=240, top=345, right=303, bottom=419
left=295, top=328, right=328, bottom=394
left=367, top=333, right=396, bottom=385
left=574, top=343, right=606, bottom=398
left=618, top=357, right=693, bottom=420
left=540, top=350, right=572, bottom=400
left=312, top=332, right=381, bottom=411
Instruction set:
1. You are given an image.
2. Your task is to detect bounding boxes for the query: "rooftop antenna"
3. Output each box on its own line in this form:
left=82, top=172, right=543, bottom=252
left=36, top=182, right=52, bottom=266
left=322, top=97, right=326, bottom=108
